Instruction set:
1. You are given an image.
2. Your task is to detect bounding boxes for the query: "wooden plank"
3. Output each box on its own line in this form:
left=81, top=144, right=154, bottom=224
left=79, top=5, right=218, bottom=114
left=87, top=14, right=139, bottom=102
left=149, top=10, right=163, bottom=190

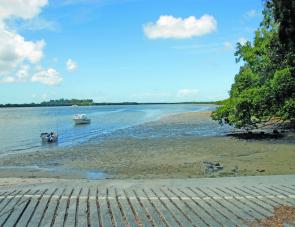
left=114, top=188, right=136, bottom=227
left=88, top=187, right=100, bottom=227
left=196, top=187, right=245, bottom=226
left=178, top=188, right=223, bottom=226
left=98, top=189, right=113, bottom=227
left=105, top=188, right=124, bottom=227
left=26, top=188, right=58, bottom=226
left=143, top=188, right=178, bottom=227
left=231, top=186, right=275, bottom=214
left=77, top=187, right=89, bottom=227
left=235, top=186, right=280, bottom=208
left=16, top=189, right=48, bottom=227
left=0, top=190, right=22, bottom=215
left=51, top=187, right=73, bottom=227
left=154, top=188, right=193, bottom=227
left=124, top=189, right=152, bottom=227
left=214, top=187, right=262, bottom=221
left=63, top=187, right=81, bottom=226
left=0, top=189, right=30, bottom=226
left=132, top=189, right=164, bottom=227
left=5, top=190, right=40, bottom=226
left=166, top=187, right=209, bottom=227
left=39, top=187, right=66, bottom=227
left=248, top=186, right=293, bottom=206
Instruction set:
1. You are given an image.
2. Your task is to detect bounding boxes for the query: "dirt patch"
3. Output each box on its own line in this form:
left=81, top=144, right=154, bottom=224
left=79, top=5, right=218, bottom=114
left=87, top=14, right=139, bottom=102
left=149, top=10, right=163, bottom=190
left=248, top=205, right=295, bottom=227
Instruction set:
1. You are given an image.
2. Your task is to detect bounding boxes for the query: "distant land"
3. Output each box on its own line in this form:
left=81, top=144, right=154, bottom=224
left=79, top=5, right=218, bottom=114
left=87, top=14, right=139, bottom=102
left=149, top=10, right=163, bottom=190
left=0, top=99, right=224, bottom=108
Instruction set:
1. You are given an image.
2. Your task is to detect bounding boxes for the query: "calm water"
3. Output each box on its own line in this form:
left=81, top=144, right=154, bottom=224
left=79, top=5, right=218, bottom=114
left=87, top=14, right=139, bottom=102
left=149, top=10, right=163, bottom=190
left=0, top=104, right=224, bottom=155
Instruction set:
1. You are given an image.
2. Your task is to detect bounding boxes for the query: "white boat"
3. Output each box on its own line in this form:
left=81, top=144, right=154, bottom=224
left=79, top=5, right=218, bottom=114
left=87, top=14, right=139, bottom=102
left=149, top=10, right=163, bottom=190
left=73, top=114, right=91, bottom=124
left=40, top=132, right=58, bottom=143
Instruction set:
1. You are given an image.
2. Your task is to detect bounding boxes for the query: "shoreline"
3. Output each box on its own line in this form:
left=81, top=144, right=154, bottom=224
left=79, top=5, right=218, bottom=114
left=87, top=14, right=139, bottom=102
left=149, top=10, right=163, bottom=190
left=0, top=111, right=294, bottom=180
left=0, top=102, right=219, bottom=108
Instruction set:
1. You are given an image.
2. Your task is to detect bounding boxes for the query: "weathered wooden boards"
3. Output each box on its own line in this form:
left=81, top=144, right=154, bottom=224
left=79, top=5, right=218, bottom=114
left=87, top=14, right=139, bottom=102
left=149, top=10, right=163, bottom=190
left=0, top=181, right=294, bottom=226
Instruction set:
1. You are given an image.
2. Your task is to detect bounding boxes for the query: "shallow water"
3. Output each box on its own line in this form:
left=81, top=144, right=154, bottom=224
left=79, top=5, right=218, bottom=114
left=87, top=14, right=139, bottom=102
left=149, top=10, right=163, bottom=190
left=0, top=104, right=219, bottom=155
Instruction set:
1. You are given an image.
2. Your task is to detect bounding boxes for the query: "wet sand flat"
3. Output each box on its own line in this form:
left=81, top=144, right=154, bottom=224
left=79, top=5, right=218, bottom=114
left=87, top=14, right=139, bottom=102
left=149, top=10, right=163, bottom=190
left=0, top=111, right=294, bottom=179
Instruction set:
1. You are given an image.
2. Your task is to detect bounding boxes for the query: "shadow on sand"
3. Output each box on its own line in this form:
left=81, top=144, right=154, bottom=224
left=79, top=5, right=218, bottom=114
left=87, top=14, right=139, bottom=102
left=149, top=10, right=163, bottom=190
left=227, top=131, right=284, bottom=140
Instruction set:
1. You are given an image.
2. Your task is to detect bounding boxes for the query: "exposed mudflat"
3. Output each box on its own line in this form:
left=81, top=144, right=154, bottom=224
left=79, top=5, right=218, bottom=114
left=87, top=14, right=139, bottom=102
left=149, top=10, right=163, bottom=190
left=0, top=111, right=294, bottom=179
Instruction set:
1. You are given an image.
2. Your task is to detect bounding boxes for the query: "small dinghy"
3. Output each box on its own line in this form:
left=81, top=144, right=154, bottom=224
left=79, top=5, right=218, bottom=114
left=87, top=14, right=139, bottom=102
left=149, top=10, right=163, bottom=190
left=40, top=132, right=58, bottom=143
left=73, top=114, right=91, bottom=125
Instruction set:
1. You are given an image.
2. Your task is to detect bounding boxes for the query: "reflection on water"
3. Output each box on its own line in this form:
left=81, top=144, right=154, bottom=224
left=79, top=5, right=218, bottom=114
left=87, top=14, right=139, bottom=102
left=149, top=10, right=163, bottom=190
left=0, top=104, right=219, bottom=155
left=86, top=171, right=106, bottom=180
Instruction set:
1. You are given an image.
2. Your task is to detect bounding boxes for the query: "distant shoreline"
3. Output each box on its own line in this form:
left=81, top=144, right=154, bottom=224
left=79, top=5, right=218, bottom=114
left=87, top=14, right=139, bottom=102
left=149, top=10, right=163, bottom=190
left=0, top=101, right=219, bottom=108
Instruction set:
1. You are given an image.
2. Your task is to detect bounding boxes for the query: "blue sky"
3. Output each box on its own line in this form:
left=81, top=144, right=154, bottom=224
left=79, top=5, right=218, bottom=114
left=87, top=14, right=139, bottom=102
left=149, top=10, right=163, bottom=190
left=0, top=0, right=263, bottom=103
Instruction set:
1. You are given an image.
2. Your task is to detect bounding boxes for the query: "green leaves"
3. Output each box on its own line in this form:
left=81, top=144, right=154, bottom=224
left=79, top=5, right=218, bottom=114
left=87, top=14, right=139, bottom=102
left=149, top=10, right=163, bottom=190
left=212, top=0, right=295, bottom=130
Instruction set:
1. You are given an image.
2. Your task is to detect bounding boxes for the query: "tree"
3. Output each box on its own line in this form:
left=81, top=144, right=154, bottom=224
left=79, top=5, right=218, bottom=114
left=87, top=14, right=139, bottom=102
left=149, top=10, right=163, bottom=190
left=271, top=0, right=295, bottom=50
left=211, top=0, right=295, bottom=130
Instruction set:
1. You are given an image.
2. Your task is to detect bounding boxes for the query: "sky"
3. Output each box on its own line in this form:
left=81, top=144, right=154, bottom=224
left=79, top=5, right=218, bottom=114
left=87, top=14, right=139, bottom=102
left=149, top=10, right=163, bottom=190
left=0, top=0, right=264, bottom=104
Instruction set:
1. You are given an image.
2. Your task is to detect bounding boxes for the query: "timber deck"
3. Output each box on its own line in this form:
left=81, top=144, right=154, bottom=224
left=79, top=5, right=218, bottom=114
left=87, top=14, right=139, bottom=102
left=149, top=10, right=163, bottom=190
left=0, top=175, right=294, bottom=226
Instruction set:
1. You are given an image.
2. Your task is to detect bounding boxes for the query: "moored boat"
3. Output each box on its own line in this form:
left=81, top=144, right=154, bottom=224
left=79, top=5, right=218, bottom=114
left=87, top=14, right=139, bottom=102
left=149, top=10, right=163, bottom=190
left=73, top=114, right=91, bottom=124
left=40, top=132, right=58, bottom=143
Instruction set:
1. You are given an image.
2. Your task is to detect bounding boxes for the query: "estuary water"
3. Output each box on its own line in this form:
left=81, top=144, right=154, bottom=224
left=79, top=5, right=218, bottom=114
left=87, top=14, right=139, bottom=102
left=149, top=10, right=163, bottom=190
left=0, top=104, right=226, bottom=155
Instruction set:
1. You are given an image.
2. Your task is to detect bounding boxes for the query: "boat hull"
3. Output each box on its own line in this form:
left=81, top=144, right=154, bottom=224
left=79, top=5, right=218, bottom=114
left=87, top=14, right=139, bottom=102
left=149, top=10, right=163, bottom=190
left=73, top=119, right=91, bottom=124
left=40, top=132, right=58, bottom=143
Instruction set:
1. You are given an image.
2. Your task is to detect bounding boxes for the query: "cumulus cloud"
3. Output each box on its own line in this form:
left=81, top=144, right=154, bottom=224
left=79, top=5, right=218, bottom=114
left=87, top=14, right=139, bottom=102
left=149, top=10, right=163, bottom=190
left=143, top=15, right=217, bottom=39
left=1, top=76, right=16, bottom=83
left=0, top=28, right=45, bottom=75
left=31, top=67, right=62, bottom=86
left=66, top=58, right=77, bottom=72
left=0, top=0, right=62, bottom=85
left=177, top=89, right=198, bottom=98
left=0, top=0, right=48, bottom=20
left=16, top=64, right=30, bottom=80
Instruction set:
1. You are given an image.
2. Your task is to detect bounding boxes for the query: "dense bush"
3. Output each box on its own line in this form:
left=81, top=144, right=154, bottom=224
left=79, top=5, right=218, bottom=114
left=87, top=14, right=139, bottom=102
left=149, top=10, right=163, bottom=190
left=212, top=0, right=295, bottom=129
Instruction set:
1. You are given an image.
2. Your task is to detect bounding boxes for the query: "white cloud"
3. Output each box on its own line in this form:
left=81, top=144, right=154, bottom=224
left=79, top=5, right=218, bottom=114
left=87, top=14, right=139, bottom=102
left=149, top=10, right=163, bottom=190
left=31, top=67, right=62, bottom=86
left=143, top=14, right=217, bottom=39
left=177, top=89, right=199, bottom=98
left=238, top=37, right=247, bottom=45
left=16, top=64, right=30, bottom=80
left=223, top=41, right=233, bottom=50
left=0, top=0, right=48, bottom=20
left=0, top=0, right=62, bottom=86
left=0, top=28, right=45, bottom=73
left=246, top=9, right=257, bottom=18
left=66, top=58, right=77, bottom=72
left=1, top=76, right=15, bottom=83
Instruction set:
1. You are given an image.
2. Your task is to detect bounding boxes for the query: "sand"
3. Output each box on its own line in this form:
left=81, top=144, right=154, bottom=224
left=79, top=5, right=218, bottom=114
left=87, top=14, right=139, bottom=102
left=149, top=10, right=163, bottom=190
left=0, top=111, right=294, bottom=179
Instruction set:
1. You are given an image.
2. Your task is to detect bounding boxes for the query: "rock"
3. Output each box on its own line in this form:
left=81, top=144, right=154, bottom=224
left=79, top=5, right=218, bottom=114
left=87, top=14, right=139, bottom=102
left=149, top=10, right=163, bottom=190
left=256, top=169, right=265, bottom=173
left=232, top=165, right=239, bottom=173
left=203, top=161, right=223, bottom=173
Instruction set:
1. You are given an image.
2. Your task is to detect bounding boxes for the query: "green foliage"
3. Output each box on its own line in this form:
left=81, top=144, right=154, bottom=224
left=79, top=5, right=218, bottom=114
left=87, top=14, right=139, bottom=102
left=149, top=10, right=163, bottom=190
left=41, top=99, right=94, bottom=106
left=271, top=0, right=295, bottom=50
left=212, top=0, right=295, bottom=129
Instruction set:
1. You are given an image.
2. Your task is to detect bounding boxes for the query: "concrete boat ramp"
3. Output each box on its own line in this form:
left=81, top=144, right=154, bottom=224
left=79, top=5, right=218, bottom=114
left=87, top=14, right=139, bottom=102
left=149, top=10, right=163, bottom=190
left=0, top=175, right=294, bottom=226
